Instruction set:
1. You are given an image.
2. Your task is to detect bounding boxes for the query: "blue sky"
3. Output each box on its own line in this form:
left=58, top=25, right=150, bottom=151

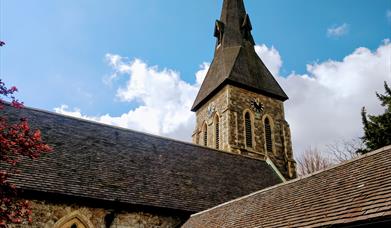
left=1, top=0, right=390, bottom=154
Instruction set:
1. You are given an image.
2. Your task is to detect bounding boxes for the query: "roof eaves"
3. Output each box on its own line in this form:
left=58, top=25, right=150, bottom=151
left=191, top=46, right=242, bottom=112
left=226, top=79, right=289, bottom=101
left=191, top=82, right=227, bottom=112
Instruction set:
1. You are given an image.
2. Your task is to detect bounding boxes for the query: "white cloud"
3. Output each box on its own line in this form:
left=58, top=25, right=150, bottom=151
left=196, top=62, right=210, bottom=85
left=54, top=105, right=91, bottom=119
left=327, top=23, right=349, bottom=38
left=277, top=40, right=391, bottom=156
left=56, top=57, right=210, bottom=142
left=55, top=41, right=391, bottom=159
left=254, top=44, right=282, bottom=76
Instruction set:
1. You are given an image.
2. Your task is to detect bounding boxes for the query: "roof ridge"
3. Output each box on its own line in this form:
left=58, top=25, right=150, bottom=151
left=5, top=103, right=268, bottom=163
left=190, top=145, right=391, bottom=217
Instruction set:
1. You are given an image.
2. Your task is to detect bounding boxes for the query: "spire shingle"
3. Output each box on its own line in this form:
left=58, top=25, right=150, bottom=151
left=191, top=0, right=288, bottom=111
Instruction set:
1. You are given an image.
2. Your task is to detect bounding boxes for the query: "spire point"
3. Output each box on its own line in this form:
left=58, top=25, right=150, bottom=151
left=191, top=0, right=288, bottom=111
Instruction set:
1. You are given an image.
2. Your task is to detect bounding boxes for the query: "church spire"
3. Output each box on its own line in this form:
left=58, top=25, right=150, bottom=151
left=215, top=0, right=254, bottom=48
left=191, top=0, right=288, bottom=111
left=191, top=0, right=296, bottom=179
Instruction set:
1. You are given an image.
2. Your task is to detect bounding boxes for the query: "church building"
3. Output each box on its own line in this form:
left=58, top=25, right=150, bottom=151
left=191, top=0, right=295, bottom=179
left=2, top=0, right=391, bottom=227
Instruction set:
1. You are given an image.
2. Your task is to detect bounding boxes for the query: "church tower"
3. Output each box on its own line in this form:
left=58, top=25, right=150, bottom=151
left=192, top=0, right=296, bottom=179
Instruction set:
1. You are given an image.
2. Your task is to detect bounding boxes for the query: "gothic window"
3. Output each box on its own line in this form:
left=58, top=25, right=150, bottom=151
left=58, top=217, right=86, bottom=228
left=215, top=115, right=220, bottom=149
left=53, top=211, right=94, bottom=228
left=245, top=112, right=252, bottom=148
left=265, top=117, right=273, bottom=153
left=203, top=123, right=208, bottom=146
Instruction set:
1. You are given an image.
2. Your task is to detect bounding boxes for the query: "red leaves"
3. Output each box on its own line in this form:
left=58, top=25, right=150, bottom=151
left=10, top=101, right=23, bottom=109
left=0, top=195, right=32, bottom=227
left=0, top=80, right=51, bottom=225
left=0, top=80, right=23, bottom=110
left=8, top=87, right=17, bottom=93
left=0, top=117, right=52, bottom=164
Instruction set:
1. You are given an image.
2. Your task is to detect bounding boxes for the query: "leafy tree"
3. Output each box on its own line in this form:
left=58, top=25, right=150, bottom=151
left=360, top=82, right=391, bottom=153
left=0, top=42, right=52, bottom=226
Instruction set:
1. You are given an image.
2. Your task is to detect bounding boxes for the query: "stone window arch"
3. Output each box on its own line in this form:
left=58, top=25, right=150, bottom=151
left=243, top=110, right=254, bottom=148
left=214, top=114, right=220, bottom=149
left=202, top=122, right=208, bottom=147
left=263, top=115, right=275, bottom=155
left=54, top=210, right=94, bottom=228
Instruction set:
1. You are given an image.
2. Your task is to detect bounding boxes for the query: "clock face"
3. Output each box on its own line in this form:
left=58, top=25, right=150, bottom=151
left=250, top=98, right=264, bottom=113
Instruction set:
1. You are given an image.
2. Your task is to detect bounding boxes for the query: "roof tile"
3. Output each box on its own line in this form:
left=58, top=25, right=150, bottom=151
left=1, top=104, right=281, bottom=213
left=183, top=146, right=391, bottom=227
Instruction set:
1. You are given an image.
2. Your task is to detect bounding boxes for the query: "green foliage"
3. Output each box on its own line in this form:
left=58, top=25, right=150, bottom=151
left=360, top=82, right=391, bottom=153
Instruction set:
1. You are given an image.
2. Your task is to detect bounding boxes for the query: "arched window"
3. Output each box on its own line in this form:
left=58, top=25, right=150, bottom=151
left=59, top=218, right=86, bottom=228
left=264, top=117, right=273, bottom=153
left=215, top=116, right=220, bottom=149
left=53, top=211, right=94, bottom=228
left=245, top=112, right=252, bottom=148
left=203, top=123, right=208, bottom=146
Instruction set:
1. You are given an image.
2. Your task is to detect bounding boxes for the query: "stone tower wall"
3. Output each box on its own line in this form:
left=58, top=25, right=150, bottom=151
left=193, top=86, right=230, bottom=152
left=193, top=85, right=296, bottom=179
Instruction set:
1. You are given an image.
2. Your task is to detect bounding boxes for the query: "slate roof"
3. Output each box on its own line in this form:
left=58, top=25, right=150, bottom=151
left=1, top=104, right=282, bottom=213
left=183, top=146, right=391, bottom=227
left=191, top=0, right=288, bottom=111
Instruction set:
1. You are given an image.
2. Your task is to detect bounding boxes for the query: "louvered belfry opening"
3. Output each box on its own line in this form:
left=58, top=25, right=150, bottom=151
left=245, top=112, right=252, bottom=148
left=265, top=118, right=273, bottom=153
left=215, top=116, right=220, bottom=149
left=203, top=124, right=208, bottom=146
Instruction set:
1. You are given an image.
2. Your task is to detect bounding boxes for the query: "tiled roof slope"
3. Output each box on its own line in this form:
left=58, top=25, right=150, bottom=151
left=1, top=105, right=282, bottom=213
left=183, top=146, right=391, bottom=227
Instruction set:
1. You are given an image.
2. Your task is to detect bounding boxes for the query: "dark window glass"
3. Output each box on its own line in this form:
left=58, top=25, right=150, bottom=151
left=215, top=117, right=220, bottom=149
left=265, top=118, right=273, bottom=153
left=204, top=125, right=208, bottom=146
left=245, top=112, right=252, bottom=147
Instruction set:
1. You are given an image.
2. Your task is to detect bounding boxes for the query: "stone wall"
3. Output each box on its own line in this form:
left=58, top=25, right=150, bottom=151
left=193, top=85, right=296, bottom=179
left=193, top=86, right=230, bottom=151
left=8, top=199, right=183, bottom=228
